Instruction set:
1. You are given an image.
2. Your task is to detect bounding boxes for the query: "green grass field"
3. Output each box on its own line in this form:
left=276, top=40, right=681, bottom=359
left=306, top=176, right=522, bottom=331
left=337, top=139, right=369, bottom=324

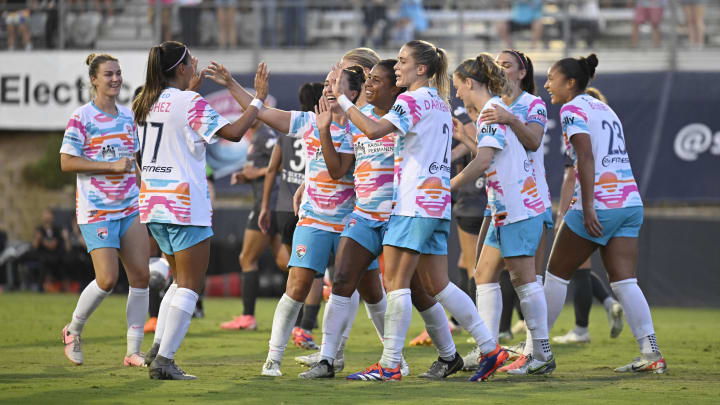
left=0, top=293, right=718, bottom=404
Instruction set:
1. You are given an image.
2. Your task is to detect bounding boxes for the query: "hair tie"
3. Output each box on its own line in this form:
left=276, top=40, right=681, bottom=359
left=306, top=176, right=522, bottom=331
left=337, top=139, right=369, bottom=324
left=165, top=46, right=187, bottom=72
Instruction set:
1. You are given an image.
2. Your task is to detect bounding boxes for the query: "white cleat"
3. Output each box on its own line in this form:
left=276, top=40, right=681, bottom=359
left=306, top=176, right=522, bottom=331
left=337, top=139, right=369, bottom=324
left=262, top=359, right=283, bottom=377
left=615, top=352, right=666, bottom=374
left=608, top=302, right=624, bottom=338
left=295, top=351, right=345, bottom=372
left=552, top=329, right=591, bottom=344
left=461, top=346, right=481, bottom=371
left=400, top=356, right=410, bottom=376
left=62, top=324, right=83, bottom=365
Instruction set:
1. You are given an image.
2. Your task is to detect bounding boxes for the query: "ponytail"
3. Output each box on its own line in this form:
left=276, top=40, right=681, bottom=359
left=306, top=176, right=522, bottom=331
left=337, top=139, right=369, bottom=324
left=404, top=40, right=450, bottom=101
left=552, top=53, right=599, bottom=93
left=132, top=41, right=189, bottom=124
left=433, top=47, right=450, bottom=101
left=454, top=53, right=510, bottom=96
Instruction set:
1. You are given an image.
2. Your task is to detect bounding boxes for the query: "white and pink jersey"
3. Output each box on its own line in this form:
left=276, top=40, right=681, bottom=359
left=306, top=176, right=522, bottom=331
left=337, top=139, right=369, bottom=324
left=60, top=102, right=140, bottom=224
left=382, top=87, right=452, bottom=220
left=139, top=87, right=230, bottom=226
left=560, top=94, right=642, bottom=211
left=477, top=96, right=545, bottom=227
left=508, top=91, right=551, bottom=210
left=289, top=111, right=355, bottom=233
left=346, top=104, right=396, bottom=222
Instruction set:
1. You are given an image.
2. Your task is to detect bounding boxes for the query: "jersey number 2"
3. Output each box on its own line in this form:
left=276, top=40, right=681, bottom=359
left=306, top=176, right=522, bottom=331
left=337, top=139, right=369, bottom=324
left=140, top=122, right=164, bottom=163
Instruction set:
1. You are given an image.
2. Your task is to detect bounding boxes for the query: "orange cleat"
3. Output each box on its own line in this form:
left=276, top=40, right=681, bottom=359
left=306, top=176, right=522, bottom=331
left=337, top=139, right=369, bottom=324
left=144, top=317, right=158, bottom=333
left=409, top=329, right=433, bottom=346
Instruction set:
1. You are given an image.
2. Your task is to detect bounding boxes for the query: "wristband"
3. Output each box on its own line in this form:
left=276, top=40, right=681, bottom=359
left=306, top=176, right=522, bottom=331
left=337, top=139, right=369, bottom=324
left=250, top=98, right=263, bottom=110
left=337, top=94, right=354, bottom=112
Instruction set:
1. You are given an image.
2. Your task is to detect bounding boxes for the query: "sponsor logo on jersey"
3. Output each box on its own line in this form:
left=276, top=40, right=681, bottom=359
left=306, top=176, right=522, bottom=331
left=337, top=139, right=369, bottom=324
left=97, top=227, right=108, bottom=240
left=429, top=162, right=451, bottom=175
left=601, top=155, right=630, bottom=167
left=142, top=165, right=173, bottom=173
left=392, top=104, right=406, bottom=116
left=523, top=159, right=531, bottom=172
left=296, top=244, right=307, bottom=258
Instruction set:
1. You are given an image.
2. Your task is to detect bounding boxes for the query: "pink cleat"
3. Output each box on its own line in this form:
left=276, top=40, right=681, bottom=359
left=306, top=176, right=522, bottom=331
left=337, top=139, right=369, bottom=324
left=124, top=352, right=146, bottom=367
left=62, top=324, right=83, bottom=365
left=221, top=314, right=257, bottom=330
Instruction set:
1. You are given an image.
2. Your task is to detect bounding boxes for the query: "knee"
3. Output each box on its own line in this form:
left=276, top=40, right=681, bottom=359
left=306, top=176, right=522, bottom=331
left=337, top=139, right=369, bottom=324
left=128, top=268, right=150, bottom=288
left=95, top=275, right=117, bottom=292
left=331, top=271, right=355, bottom=297
left=286, top=275, right=313, bottom=302
left=239, top=250, right=257, bottom=270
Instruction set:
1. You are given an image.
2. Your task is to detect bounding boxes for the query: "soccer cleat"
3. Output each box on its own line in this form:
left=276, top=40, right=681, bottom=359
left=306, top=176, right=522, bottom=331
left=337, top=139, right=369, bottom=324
left=469, top=345, right=509, bottom=382
left=261, top=359, right=283, bottom=377
left=346, top=362, right=401, bottom=381
left=552, top=329, right=591, bottom=344
left=295, top=351, right=345, bottom=372
left=144, top=317, right=158, bottom=333
left=511, top=320, right=527, bottom=335
left=145, top=342, right=160, bottom=367
left=220, top=315, right=257, bottom=330
left=409, top=329, right=432, bottom=346
left=507, top=355, right=556, bottom=376
left=608, top=302, right=624, bottom=338
left=298, top=359, right=335, bottom=379
left=614, top=353, right=666, bottom=374
left=400, top=356, right=410, bottom=377
left=62, top=324, right=83, bottom=365
left=124, top=352, right=146, bottom=367
left=418, top=352, right=464, bottom=380
left=461, top=346, right=482, bottom=371
left=149, top=355, right=197, bottom=380
left=503, top=342, right=526, bottom=361
left=292, top=327, right=319, bottom=350
left=498, top=354, right=527, bottom=373
left=498, top=330, right=514, bottom=344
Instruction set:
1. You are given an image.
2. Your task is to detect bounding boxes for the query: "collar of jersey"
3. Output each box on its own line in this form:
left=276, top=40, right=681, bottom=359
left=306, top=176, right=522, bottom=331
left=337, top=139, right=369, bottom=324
left=90, top=100, right=118, bottom=119
left=507, top=91, right=527, bottom=109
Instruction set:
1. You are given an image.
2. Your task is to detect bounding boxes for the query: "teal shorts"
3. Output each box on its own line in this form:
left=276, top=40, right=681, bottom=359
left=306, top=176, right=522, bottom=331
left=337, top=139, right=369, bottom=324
left=79, top=213, right=139, bottom=253
left=147, top=223, right=213, bottom=255
left=564, top=206, right=643, bottom=246
left=542, top=207, right=554, bottom=230
left=485, top=214, right=543, bottom=258
left=340, top=212, right=388, bottom=257
left=383, top=215, right=450, bottom=255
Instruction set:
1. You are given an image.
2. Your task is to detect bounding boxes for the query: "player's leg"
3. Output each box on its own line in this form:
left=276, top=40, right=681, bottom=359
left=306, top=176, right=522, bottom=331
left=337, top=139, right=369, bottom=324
left=590, top=270, right=624, bottom=338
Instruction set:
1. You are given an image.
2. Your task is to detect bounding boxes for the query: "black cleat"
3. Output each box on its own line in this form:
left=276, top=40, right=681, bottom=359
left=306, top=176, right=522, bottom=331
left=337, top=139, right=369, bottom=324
left=149, top=355, right=197, bottom=380
left=418, top=352, right=464, bottom=379
left=145, top=342, right=160, bottom=367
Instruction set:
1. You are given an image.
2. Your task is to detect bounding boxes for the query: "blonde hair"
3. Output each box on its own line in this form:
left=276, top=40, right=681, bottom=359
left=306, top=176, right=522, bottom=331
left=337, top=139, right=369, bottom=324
left=404, top=40, right=450, bottom=101
left=585, top=87, right=608, bottom=103
left=454, top=53, right=510, bottom=96
left=342, top=47, right=381, bottom=71
left=86, top=53, right=118, bottom=98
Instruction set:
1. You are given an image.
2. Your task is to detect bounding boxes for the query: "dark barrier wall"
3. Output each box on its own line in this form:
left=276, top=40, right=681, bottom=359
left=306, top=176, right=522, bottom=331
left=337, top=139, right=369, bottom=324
left=211, top=209, right=720, bottom=308
left=200, top=71, right=720, bottom=202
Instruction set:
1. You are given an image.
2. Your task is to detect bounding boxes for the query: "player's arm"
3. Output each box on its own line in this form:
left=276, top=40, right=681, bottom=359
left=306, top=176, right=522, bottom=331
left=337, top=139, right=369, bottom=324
left=450, top=147, right=495, bottom=190
left=258, top=143, right=283, bottom=234
left=216, top=63, right=271, bottom=142
left=205, top=61, right=292, bottom=134
left=570, top=133, right=603, bottom=238
left=316, top=97, right=355, bottom=179
left=60, top=153, right=134, bottom=174
left=557, top=165, right=576, bottom=223
left=481, top=104, right=543, bottom=151
left=293, top=182, right=305, bottom=216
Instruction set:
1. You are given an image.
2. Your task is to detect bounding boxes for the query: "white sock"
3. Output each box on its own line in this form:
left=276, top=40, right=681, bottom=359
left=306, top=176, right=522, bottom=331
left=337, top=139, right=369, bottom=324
left=536, top=274, right=544, bottom=285
left=126, top=287, right=149, bottom=356
left=157, top=288, right=198, bottom=360
left=341, top=290, right=360, bottom=340
left=603, top=296, right=617, bottom=313
left=475, top=283, right=502, bottom=340
left=320, top=294, right=351, bottom=364
left=267, top=294, right=303, bottom=363
left=544, top=272, right=569, bottom=332
left=379, top=289, right=411, bottom=369
left=154, top=283, right=178, bottom=345
left=516, top=281, right=552, bottom=361
left=419, top=303, right=456, bottom=361
left=364, top=292, right=387, bottom=343
left=573, top=325, right=589, bottom=335
left=435, top=283, right=495, bottom=354
left=68, top=280, right=111, bottom=336
left=610, top=278, right=659, bottom=354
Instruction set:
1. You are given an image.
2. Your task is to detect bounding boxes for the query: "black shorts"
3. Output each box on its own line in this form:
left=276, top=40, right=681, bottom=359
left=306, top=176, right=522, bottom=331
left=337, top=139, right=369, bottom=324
left=456, top=216, right=484, bottom=235
left=509, top=20, right=533, bottom=32
left=245, top=207, right=278, bottom=235
left=275, top=211, right=298, bottom=246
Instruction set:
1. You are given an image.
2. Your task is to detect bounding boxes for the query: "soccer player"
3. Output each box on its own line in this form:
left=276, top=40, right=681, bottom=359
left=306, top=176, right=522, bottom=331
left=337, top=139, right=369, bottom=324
left=133, top=41, right=270, bottom=379
left=543, top=54, right=666, bottom=373
left=60, top=53, right=150, bottom=368
left=333, top=40, right=503, bottom=382
left=205, top=62, right=373, bottom=377
left=451, top=53, right=555, bottom=376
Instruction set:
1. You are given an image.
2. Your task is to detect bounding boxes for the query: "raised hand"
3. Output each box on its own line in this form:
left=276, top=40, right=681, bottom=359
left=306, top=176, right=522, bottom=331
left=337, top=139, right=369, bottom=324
left=314, top=96, right=332, bottom=130
left=254, top=62, right=270, bottom=101
left=204, top=61, right=233, bottom=88
left=330, top=63, right=347, bottom=99
left=187, top=56, right=203, bottom=91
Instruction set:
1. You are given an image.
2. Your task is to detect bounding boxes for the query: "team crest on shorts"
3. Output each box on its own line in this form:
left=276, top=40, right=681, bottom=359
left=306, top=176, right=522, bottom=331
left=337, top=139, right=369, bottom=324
left=348, top=218, right=357, bottom=228
left=97, top=227, right=108, bottom=240
left=296, top=244, right=307, bottom=258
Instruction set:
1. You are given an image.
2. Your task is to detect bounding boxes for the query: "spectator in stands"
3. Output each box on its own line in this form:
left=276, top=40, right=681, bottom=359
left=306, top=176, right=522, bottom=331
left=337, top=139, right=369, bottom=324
left=32, top=0, right=59, bottom=49
left=569, top=0, right=600, bottom=48
left=216, top=0, right=237, bottom=48
left=360, top=0, right=389, bottom=48
left=260, top=0, right=277, bottom=47
left=62, top=218, right=93, bottom=291
left=29, top=209, right=64, bottom=291
left=630, top=0, right=666, bottom=48
left=148, top=0, right=173, bottom=43
left=94, top=0, right=113, bottom=25
left=178, top=0, right=201, bottom=46
left=681, top=0, right=705, bottom=48
left=498, top=0, right=544, bottom=49
left=2, top=0, right=32, bottom=50
left=283, top=0, right=306, bottom=46
left=394, top=0, right=428, bottom=44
